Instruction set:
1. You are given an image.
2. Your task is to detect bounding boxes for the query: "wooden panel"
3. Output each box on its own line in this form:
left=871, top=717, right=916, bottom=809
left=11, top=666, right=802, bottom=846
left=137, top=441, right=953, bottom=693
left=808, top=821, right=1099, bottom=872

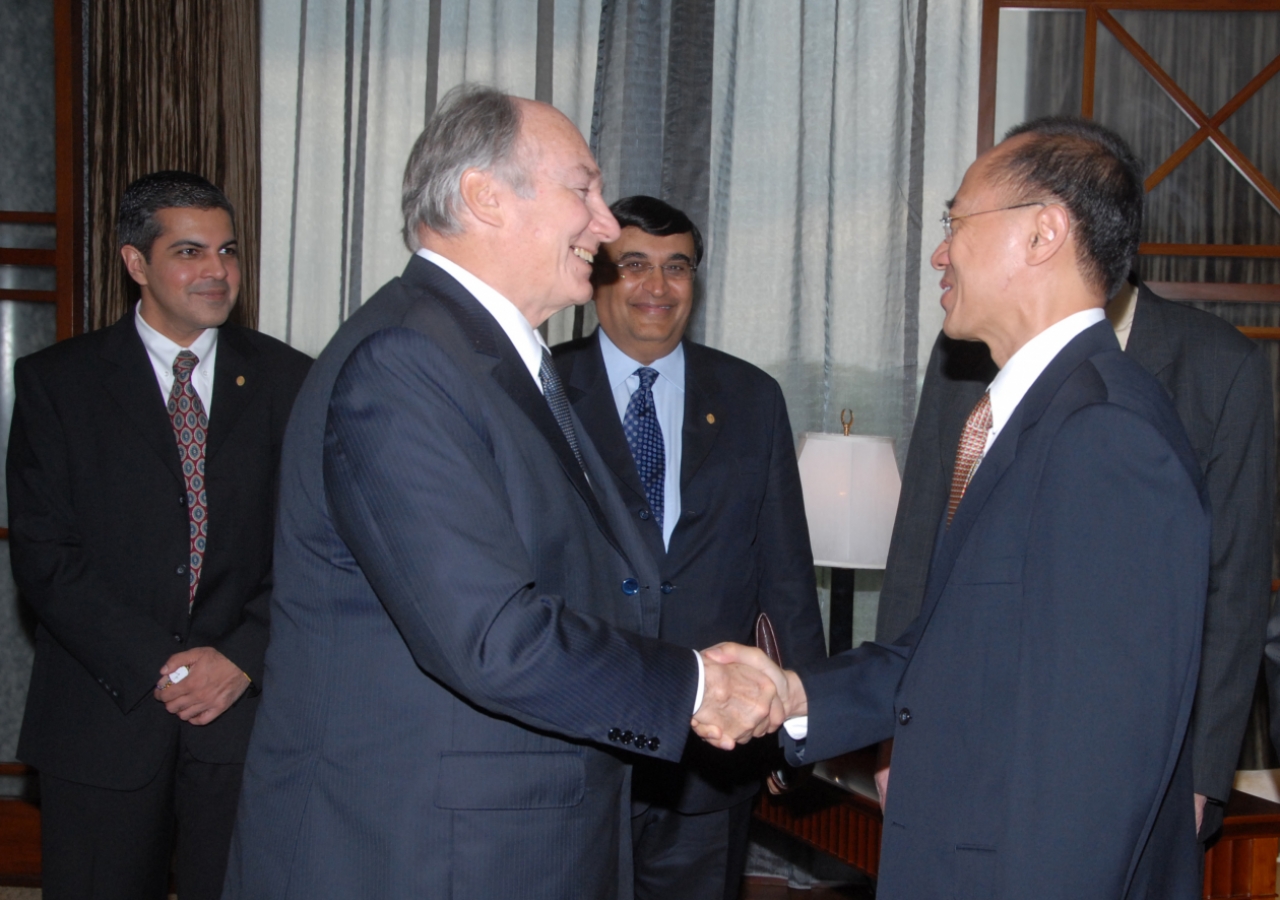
left=0, top=290, right=57, bottom=304
left=1144, top=283, right=1280, bottom=303
left=53, top=0, right=84, bottom=339
left=756, top=782, right=883, bottom=878
left=0, top=799, right=39, bottom=887
left=1141, top=245, right=1280, bottom=259
left=0, top=212, right=56, bottom=225
left=978, top=0, right=1002, bottom=155
left=0, top=249, right=55, bottom=267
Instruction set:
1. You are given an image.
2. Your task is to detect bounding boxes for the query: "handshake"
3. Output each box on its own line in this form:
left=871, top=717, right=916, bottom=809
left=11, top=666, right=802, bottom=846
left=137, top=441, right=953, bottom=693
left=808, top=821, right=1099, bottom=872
left=690, top=643, right=809, bottom=751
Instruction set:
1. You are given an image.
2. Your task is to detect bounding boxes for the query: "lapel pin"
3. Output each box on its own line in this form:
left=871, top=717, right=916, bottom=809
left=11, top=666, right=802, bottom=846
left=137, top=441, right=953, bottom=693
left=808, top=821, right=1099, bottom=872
left=706, top=413, right=715, bottom=424
left=236, top=376, right=246, bottom=386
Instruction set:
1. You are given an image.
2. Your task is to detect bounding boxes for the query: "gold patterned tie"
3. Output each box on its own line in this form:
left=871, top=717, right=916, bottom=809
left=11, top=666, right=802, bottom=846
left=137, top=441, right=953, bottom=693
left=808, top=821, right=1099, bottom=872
left=947, top=391, right=992, bottom=527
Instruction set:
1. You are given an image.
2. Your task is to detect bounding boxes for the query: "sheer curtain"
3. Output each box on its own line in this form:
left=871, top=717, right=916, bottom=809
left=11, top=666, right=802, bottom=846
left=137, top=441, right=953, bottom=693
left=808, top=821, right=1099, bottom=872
left=258, top=0, right=601, bottom=356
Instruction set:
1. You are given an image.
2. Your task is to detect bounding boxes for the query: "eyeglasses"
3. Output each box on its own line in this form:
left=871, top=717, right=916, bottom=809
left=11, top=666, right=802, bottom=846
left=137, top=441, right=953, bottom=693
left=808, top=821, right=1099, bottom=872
left=616, top=261, right=697, bottom=281
left=940, top=201, right=1048, bottom=242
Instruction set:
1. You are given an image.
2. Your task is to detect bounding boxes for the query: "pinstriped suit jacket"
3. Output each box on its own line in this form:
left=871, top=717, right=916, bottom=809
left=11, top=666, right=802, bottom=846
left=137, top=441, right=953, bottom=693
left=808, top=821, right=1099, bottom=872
left=223, top=256, right=699, bottom=900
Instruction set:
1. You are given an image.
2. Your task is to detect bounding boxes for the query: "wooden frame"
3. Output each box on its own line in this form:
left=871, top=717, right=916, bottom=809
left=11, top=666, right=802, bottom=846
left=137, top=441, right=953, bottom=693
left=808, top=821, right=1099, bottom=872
left=978, top=1, right=1280, bottom=313
left=0, top=0, right=83, bottom=342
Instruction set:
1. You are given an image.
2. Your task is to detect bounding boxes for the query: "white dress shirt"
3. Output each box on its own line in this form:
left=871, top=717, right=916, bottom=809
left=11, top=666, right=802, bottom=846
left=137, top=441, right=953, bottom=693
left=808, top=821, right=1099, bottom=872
left=597, top=330, right=685, bottom=550
left=783, top=307, right=1108, bottom=741
left=135, top=304, right=219, bottom=415
left=414, top=249, right=707, bottom=711
left=417, top=249, right=548, bottom=387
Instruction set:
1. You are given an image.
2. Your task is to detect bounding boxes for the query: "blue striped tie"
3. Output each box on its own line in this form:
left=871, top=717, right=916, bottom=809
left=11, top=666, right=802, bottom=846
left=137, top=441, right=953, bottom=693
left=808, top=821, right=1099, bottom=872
left=539, top=349, right=584, bottom=471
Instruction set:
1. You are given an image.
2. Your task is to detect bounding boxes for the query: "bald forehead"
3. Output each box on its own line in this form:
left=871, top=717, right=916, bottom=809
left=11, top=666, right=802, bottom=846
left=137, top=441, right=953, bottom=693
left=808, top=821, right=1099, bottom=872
left=514, top=100, right=601, bottom=178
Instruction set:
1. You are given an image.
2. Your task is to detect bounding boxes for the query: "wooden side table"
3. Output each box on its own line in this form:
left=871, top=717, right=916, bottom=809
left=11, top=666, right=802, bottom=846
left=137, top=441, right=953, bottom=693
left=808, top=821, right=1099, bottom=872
left=756, top=753, right=1280, bottom=900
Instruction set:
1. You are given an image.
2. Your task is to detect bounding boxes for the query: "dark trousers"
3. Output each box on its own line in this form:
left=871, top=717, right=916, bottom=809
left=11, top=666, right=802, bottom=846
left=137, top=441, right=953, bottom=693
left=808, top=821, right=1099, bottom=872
left=39, top=736, right=243, bottom=900
left=632, top=796, right=755, bottom=900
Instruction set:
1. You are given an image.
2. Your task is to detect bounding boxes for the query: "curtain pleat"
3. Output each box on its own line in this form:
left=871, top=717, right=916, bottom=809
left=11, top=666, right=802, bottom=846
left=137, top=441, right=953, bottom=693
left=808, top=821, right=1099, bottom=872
left=87, top=0, right=261, bottom=331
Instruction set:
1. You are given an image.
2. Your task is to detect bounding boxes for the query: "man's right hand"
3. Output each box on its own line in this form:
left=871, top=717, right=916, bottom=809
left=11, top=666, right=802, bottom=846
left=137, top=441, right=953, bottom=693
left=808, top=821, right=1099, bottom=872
left=691, top=644, right=787, bottom=750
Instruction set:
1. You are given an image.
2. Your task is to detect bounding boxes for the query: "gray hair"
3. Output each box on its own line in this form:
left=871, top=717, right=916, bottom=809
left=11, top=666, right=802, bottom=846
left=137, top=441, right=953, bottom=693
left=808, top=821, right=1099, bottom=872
left=400, top=84, right=533, bottom=249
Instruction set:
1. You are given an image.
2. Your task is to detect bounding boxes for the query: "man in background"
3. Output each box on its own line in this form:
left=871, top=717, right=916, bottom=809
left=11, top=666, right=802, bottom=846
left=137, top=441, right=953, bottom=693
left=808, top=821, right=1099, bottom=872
left=555, top=195, right=826, bottom=900
left=7, top=171, right=312, bottom=900
left=224, top=86, right=783, bottom=900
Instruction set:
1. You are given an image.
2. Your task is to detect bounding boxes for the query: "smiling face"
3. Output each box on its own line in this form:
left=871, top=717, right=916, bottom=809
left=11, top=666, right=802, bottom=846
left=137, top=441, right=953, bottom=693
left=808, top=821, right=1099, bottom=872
left=122, top=206, right=239, bottom=346
left=930, top=139, right=1039, bottom=360
left=593, top=227, right=696, bottom=365
left=499, top=104, right=620, bottom=324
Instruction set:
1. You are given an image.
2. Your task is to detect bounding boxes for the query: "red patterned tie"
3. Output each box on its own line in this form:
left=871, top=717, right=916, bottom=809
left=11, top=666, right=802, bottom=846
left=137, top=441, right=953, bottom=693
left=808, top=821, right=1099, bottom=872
left=947, top=391, right=992, bottom=527
left=168, top=350, right=208, bottom=612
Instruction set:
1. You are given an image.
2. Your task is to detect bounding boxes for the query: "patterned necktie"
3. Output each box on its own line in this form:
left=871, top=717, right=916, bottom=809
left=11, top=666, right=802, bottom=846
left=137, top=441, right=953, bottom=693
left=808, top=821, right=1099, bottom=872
left=623, top=367, right=665, bottom=530
left=168, top=350, right=208, bottom=611
left=946, top=391, right=992, bottom=527
left=538, top=349, right=585, bottom=471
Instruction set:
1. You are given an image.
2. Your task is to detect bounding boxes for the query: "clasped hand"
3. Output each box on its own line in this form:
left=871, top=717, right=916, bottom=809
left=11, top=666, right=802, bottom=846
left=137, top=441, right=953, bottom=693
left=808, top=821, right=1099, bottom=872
left=690, top=642, right=807, bottom=751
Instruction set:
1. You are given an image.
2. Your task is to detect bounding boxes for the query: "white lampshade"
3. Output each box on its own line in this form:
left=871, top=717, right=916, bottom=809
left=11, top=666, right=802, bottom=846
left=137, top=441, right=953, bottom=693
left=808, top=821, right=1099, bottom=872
left=796, top=432, right=902, bottom=569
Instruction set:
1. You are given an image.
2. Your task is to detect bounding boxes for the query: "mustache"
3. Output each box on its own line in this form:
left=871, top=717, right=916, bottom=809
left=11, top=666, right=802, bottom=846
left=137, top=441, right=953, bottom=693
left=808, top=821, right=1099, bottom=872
left=189, top=279, right=232, bottom=295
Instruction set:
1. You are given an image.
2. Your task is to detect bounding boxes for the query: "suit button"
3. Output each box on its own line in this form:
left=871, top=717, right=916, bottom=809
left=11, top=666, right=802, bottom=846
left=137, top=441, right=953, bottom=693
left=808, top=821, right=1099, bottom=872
left=621, top=579, right=639, bottom=595
left=620, top=731, right=633, bottom=744
left=179, top=495, right=186, bottom=505
left=608, top=728, right=621, bottom=742
left=172, top=633, right=183, bottom=643
left=176, top=565, right=187, bottom=575
left=638, top=509, right=651, bottom=520
left=660, top=581, right=674, bottom=594
left=647, top=737, right=660, bottom=751
left=633, top=734, right=646, bottom=747
left=897, top=708, right=912, bottom=726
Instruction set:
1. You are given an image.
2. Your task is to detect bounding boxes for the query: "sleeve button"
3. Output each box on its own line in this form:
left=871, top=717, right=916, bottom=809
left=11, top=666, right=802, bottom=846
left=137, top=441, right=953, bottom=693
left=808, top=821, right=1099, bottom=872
left=647, top=737, right=660, bottom=751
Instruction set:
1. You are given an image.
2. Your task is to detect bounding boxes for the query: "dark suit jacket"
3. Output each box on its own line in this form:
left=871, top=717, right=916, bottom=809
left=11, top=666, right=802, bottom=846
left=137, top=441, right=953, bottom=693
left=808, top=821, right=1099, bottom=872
left=8, top=313, right=311, bottom=789
left=554, top=332, right=827, bottom=813
left=788, top=321, right=1210, bottom=899
left=223, top=257, right=700, bottom=900
left=878, top=281, right=1275, bottom=830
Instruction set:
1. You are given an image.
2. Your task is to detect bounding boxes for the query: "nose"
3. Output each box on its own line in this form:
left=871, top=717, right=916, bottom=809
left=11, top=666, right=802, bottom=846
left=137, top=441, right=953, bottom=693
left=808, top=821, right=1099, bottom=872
left=641, top=266, right=668, bottom=294
left=205, top=249, right=230, bottom=280
left=930, top=239, right=949, bottom=271
left=591, top=194, right=621, bottom=243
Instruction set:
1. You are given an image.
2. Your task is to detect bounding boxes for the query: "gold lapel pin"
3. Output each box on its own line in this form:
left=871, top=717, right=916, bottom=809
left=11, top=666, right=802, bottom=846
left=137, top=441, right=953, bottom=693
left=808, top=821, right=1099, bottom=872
left=706, top=413, right=715, bottom=424
left=236, top=376, right=246, bottom=386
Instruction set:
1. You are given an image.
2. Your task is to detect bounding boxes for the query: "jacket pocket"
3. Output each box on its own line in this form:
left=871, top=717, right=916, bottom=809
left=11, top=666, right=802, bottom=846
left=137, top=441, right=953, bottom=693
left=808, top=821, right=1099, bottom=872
left=954, top=844, right=997, bottom=900
left=434, top=750, right=585, bottom=810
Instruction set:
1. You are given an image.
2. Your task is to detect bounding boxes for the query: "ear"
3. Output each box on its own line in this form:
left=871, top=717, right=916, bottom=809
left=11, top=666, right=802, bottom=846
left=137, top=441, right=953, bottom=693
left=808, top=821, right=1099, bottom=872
left=1026, top=204, right=1071, bottom=267
left=120, top=245, right=149, bottom=287
left=458, top=168, right=504, bottom=229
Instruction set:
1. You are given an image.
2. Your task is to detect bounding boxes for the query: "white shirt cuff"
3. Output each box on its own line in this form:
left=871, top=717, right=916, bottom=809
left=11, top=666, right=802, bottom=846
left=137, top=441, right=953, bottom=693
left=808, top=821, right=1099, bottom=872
left=692, top=650, right=705, bottom=714
left=783, top=716, right=809, bottom=740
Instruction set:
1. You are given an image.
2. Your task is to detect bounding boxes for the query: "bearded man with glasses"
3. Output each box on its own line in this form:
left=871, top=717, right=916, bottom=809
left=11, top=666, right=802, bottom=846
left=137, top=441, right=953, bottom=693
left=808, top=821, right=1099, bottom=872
left=554, top=195, right=826, bottom=900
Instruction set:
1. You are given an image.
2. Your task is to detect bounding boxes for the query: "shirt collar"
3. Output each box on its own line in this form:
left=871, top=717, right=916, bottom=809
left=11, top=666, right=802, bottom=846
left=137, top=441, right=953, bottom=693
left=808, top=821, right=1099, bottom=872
left=598, top=328, right=685, bottom=393
left=417, top=248, right=548, bottom=382
left=987, top=307, right=1106, bottom=439
left=134, top=303, right=219, bottom=365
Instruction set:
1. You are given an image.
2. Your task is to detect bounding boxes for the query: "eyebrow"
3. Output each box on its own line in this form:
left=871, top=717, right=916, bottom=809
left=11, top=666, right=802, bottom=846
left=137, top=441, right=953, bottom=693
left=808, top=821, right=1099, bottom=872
left=616, top=250, right=693, bottom=264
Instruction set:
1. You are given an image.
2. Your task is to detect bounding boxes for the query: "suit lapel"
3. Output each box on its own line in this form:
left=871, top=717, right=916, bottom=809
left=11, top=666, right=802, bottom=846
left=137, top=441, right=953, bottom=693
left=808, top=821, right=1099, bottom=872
left=562, top=334, right=649, bottom=506
left=205, top=326, right=261, bottom=463
left=679, top=343, right=721, bottom=493
left=1123, top=283, right=1176, bottom=381
left=916, top=321, right=1119, bottom=631
left=99, top=315, right=184, bottom=485
left=403, top=257, right=629, bottom=560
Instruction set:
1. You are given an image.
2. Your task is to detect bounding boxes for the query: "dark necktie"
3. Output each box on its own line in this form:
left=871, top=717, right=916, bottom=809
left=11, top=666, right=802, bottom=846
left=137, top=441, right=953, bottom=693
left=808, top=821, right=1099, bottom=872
left=947, top=391, right=992, bottom=527
left=538, top=349, right=585, bottom=471
left=168, top=350, right=208, bottom=611
left=623, top=367, right=664, bottom=529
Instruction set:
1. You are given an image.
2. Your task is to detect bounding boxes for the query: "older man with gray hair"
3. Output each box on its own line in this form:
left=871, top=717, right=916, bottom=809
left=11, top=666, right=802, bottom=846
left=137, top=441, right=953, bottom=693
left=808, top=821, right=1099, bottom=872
left=221, top=85, right=784, bottom=900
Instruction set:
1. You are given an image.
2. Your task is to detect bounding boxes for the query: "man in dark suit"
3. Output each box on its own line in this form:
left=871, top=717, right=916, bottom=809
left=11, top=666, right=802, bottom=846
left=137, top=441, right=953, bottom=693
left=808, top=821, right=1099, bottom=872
left=223, top=86, right=783, bottom=900
left=7, top=171, right=312, bottom=900
left=876, top=276, right=1275, bottom=842
left=554, top=196, right=827, bottom=900
left=707, top=117, right=1211, bottom=898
